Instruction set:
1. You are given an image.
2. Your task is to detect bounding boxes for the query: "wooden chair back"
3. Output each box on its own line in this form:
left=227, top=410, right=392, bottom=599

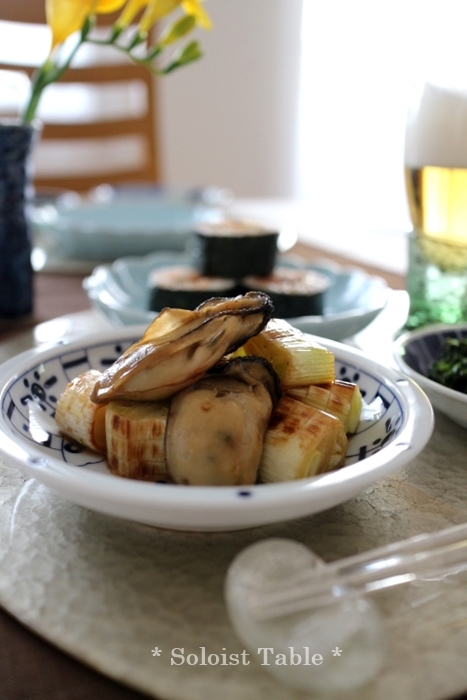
left=0, top=1, right=160, bottom=193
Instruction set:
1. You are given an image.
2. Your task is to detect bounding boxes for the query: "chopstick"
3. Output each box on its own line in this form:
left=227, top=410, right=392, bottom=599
left=247, top=522, right=467, bottom=620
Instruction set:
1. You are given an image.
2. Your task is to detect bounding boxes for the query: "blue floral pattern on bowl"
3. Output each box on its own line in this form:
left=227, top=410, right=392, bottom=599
left=0, top=328, right=432, bottom=530
left=2, top=337, right=402, bottom=472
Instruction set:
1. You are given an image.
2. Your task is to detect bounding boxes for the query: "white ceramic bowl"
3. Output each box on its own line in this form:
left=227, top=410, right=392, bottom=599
left=0, top=327, right=433, bottom=531
left=393, top=323, right=467, bottom=429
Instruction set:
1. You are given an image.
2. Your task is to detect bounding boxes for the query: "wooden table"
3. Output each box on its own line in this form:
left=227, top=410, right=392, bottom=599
left=0, top=241, right=406, bottom=339
left=0, top=246, right=466, bottom=700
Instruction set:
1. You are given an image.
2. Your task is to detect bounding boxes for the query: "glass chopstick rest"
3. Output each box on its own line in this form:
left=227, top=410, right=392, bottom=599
left=225, top=524, right=467, bottom=694
left=224, top=538, right=385, bottom=694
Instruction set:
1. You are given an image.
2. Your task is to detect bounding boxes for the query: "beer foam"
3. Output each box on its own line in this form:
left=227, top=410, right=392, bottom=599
left=405, top=82, right=467, bottom=168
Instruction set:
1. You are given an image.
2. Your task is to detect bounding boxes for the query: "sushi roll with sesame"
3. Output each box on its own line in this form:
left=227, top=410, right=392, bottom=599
left=148, top=265, right=238, bottom=311
left=194, top=219, right=279, bottom=278
left=241, top=267, right=330, bottom=319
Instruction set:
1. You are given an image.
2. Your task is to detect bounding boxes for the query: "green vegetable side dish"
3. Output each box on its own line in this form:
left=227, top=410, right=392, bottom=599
left=428, top=338, right=467, bottom=394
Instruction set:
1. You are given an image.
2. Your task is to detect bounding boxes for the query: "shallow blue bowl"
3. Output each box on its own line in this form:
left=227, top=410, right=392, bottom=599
left=83, top=252, right=389, bottom=341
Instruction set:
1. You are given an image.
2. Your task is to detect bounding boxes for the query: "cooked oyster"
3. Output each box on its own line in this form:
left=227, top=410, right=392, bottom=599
left=208, top=355, right=281, bottom=406
left=165, top=356, right=280, bottom=486
left=91, top=292, right=273, bottom=404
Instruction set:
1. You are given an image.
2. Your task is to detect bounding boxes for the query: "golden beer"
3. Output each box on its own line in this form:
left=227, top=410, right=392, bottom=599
left=404, top=83, right=467, bottom=327
left=405, top=165, right=467, bottom=272
left=405, top=165, right=467, bottom=244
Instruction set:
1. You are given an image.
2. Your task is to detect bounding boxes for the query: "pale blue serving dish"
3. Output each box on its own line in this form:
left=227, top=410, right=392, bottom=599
left=83, top=251, right=389, bottom=341
left=30, top=186, right=228, bottom=265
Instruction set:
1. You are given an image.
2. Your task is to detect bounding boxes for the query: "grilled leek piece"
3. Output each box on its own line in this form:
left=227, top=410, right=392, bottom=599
left=55, top=369, right=107, bottom=452
left=105, top=400, right=168, bottom=480
left=259, top=396, right=347, bottom=482
left=242, top=318, right=335, bottom=387
left=288, top=380, right=362, bottom=434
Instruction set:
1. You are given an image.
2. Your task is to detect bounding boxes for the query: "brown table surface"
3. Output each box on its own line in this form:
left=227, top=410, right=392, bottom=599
left=0, top=242, right=407, bottom=339
left=0, top=244, right=465, bottom=700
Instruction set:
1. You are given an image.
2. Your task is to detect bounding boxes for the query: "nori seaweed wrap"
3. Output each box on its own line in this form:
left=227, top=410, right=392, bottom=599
left=241, top=267, right=330, bottom=318
left=148, top=265, right=239, bottom=311
left=194, top=219, right=279, bottom=278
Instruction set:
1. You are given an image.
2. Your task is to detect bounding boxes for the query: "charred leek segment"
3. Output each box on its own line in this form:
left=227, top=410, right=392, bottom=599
left=55, top=370, right=107, bottom=452
left=259, top=396, right=347, bottom=482
left=242, top=318, right=335, bottom=388
left=105, top=401, right=168, bottom=481
left=91, top=291, right=273, bottom=404
left=287, top=380, right=363, bottom=434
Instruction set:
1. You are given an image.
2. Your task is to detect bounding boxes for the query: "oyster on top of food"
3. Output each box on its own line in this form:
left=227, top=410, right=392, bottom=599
left=165, top=356, right=281, bottom=486
left=91, top=292, right=273, bottom=404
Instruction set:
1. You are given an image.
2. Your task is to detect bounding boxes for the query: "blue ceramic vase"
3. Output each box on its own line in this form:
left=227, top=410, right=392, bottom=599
left=0, top=122, right=36, bottom=319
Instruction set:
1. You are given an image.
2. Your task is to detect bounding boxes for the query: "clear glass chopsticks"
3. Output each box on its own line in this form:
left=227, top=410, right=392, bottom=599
left=246, top=522, right=467, bottom=620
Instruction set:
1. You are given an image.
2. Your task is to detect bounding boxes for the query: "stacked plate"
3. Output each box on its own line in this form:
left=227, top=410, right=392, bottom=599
left=30, top=186, right=231, bottom=271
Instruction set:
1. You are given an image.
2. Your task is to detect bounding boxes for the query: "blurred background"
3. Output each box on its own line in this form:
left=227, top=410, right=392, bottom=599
left=157, top=0, right=467, bottom=271
left=3, top=0, right=467, bottom=254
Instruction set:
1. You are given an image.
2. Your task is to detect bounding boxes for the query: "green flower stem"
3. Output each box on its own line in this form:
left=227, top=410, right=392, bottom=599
left=22, top=16, right=94, bottom=124
left=21, top=11, right=202, bottom=122
left=22, top=62, right=52, bottom=124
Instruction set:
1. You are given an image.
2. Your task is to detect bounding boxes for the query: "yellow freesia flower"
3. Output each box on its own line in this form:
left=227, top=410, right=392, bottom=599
left=24, top=0, right=211, bottom=122
left=115, top=0, right=149, bottom=29
left=46, top=0, right=127, bottom=49
left=181, top=0, right=212, bottom=29
left=139, top=0, right=182, bottom=33
left=139, top=0, right=212, bottom=34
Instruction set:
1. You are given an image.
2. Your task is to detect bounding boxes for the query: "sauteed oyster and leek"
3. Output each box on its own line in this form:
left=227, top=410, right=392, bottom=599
left=55, top=292, right=363, bottom=486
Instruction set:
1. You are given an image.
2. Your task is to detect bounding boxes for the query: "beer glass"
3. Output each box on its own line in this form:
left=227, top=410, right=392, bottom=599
left=404, top=81, right=467, bottom=329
